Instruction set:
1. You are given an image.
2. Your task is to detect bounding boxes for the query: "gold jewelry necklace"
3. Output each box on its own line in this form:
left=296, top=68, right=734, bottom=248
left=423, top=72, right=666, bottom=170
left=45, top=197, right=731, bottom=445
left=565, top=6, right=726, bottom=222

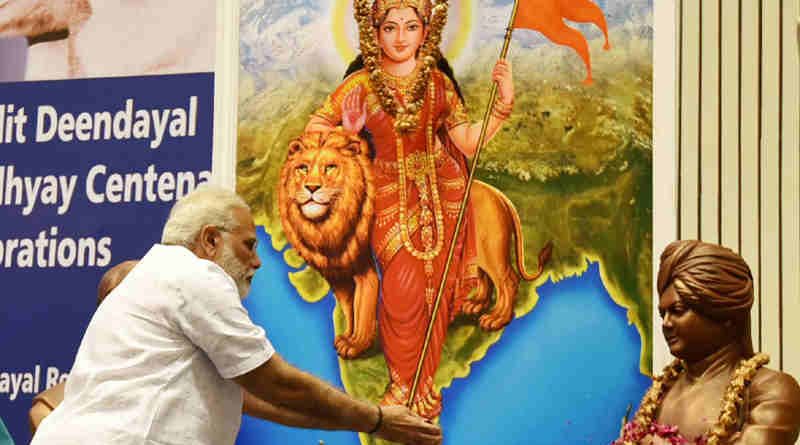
left=396, top=80, right=444, bottom=262
left=383, top=66, right=420, bottom=96
left=395, top=79, right=445, bottom=307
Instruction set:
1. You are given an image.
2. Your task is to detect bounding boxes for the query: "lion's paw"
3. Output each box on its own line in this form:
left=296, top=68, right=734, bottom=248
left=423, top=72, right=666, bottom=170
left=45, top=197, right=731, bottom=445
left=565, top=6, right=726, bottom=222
left=335, top=335, right=372, bottom=359
left=457, top=274, right=492, bottom=316
left=334, top=334, right=353, bottom=352
left=478, top=311, right=512, bottom=331
left=461, top=298, right=490, bottom=315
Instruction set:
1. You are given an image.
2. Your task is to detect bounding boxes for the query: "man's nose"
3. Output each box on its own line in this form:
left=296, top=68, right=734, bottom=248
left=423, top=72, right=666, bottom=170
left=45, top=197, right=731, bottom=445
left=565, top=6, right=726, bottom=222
left=662, top=314, right=674, bottom=329
left=251, top=252, right=262, bottom=269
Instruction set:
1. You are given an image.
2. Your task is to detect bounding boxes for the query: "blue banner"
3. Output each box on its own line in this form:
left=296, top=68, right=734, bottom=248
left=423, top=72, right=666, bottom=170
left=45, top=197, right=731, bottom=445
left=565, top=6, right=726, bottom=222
left=0, top=73, right=214, bottom=444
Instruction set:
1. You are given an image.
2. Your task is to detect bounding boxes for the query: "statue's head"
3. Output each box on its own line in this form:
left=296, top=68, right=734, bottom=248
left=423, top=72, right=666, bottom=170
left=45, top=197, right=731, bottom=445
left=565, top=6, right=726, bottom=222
left=372, top=0, right=431, bottom=63
left=657, top=240, right=755, bottom=362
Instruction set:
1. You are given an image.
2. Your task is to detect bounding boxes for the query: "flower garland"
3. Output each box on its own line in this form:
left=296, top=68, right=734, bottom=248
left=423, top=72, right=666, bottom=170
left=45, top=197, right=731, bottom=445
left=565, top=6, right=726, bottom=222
left=353, top=0, right=449, bottom=133
left=614, top=353, right=769, bottom=445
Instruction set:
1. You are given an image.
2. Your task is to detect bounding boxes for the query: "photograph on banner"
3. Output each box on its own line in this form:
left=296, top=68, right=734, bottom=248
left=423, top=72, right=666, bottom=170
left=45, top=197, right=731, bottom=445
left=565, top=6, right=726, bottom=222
left=237, top=0, right=653, bottom=443
left=0, top=1, right=217, bottom=443
left=0, top=1, right=215, bottom=81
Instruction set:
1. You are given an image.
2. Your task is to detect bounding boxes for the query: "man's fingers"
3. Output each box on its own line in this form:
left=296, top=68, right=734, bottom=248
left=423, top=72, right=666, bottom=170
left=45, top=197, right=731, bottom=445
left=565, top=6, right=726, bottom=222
left=384, top=431, right=441, bottom=445
left=412, top=420, right=441, bottom=435
left=412, top=432, right=443, bottom=445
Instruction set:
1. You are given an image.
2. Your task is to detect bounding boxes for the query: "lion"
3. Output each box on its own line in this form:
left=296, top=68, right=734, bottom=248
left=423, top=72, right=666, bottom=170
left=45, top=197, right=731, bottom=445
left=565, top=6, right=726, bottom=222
left=278, top=129, right=378, bottom=359
left=458, top=181, right=553, bottom=330
left=279, top=128, right=552, bottom=358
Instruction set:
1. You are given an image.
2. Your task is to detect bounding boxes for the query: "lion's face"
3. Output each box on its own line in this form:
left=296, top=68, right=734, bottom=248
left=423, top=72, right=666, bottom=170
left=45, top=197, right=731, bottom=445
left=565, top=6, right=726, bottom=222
left=278, top=128, right=375, bottom=275
left=289, top=149, right=344, bottom=221
left=281, top=131, right=367, bottom=222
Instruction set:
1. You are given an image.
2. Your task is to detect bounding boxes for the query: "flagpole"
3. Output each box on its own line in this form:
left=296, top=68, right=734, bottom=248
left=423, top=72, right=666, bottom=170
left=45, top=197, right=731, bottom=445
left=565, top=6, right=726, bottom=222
left=407, top=0, right=521, bottom=410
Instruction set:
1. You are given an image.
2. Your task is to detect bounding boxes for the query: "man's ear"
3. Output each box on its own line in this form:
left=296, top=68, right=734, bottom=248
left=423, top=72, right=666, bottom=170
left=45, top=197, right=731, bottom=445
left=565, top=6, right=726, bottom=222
left=195, top=225, right=223, bottom=260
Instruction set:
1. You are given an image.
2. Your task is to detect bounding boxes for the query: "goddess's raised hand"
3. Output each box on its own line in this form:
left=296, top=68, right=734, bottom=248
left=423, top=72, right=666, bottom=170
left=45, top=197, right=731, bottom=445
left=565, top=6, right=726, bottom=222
left=342, top=85, right=368, bottom=134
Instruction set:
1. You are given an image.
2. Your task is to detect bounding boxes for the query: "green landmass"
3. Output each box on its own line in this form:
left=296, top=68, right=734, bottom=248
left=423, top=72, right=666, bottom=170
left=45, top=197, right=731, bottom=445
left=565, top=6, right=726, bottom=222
left=288, top=265, right=331, bottom=303
left=237, top=28, right=652, bottom=444
left=283, top=248, right=306, bottom=269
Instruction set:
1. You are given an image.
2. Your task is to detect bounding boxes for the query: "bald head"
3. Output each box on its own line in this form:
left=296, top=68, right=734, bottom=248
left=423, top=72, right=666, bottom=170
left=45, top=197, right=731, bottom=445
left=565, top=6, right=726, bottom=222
left=97, top=260, right=139, bottom=305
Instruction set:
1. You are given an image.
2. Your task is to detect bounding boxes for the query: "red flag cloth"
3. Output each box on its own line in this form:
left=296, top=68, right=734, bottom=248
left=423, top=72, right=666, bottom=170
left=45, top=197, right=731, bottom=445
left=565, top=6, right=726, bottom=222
left=512, top=0, right=610, bottom=84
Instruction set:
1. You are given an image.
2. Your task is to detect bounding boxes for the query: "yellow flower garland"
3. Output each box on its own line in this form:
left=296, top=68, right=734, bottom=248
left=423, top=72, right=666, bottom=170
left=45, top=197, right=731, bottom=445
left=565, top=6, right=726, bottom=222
left=623, top=353, right=769, bottom=444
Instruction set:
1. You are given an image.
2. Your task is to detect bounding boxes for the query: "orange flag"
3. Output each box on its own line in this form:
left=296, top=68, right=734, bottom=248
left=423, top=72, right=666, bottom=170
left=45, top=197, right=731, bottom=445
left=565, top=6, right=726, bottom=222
left=512, top=0, right=610, bottom=84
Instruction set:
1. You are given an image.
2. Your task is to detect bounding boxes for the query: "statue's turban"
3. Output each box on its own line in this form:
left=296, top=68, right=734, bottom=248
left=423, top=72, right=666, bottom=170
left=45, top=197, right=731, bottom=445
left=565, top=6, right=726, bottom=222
left=657, top=240, right=754, bottom=322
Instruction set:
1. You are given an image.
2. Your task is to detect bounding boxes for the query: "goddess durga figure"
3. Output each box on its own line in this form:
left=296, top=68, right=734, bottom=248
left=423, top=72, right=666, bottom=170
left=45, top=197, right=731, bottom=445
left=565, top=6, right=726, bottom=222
left=304, top=0, right=515, bottom=418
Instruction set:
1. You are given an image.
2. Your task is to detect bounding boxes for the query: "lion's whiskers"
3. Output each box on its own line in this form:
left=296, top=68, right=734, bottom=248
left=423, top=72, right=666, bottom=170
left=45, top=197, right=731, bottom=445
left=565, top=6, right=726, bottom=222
left=294, top=190, right=311, bottom=203
left=312, top=188, right=341, bottom=205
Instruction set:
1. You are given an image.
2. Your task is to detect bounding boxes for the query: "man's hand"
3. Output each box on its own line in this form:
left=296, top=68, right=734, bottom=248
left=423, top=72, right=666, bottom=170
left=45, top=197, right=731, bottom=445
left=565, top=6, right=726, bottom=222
left=374, top=405, right=442, bottom=445
left=235, top=354, right=443, bottom=442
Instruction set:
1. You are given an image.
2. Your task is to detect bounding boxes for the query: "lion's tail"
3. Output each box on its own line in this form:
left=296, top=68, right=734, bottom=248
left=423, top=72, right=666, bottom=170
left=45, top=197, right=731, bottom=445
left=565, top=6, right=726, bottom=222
left=494, top=186, right=553, bottom=282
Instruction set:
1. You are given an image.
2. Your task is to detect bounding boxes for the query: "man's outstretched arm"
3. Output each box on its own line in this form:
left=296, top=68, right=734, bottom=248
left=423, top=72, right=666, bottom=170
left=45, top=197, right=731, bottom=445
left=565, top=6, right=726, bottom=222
left=234, top=354, right=442, bottom=445
left=242, top=389, right=344, bottom=430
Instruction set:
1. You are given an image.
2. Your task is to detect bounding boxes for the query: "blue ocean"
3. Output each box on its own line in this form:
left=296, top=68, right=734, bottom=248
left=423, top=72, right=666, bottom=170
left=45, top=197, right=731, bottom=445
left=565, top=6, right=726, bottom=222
left=237, top=227, right=650, bottom=445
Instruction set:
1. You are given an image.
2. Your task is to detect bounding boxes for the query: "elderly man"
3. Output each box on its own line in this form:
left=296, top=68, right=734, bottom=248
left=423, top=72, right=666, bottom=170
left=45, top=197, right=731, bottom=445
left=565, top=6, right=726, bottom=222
left=616, top=240, right=800, bottom=445
left=31, top=186, right=441, bottom=445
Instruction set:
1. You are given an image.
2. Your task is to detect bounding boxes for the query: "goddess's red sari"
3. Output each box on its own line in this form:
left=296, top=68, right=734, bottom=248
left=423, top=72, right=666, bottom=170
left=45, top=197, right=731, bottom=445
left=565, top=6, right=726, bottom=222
left=314, top=68, right=477, bottom=418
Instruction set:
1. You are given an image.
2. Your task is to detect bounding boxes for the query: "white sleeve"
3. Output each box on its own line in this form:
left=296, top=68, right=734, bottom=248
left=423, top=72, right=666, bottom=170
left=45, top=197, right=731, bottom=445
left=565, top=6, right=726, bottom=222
left=175, top=263, right=275, bottom=379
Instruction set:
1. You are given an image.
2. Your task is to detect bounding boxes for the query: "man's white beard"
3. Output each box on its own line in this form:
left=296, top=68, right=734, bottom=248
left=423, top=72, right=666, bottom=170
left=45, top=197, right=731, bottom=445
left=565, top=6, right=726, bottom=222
left=217, top=244, right=251, bottom=299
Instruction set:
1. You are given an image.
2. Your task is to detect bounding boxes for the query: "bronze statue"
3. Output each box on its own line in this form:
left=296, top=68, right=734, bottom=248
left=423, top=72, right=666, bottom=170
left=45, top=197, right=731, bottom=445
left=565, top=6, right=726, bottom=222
left=616, top=240, right=800, bottom=445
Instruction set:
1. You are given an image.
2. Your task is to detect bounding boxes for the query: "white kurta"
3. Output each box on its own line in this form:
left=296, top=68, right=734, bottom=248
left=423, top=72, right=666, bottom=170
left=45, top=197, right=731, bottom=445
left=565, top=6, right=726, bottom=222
left=32, top=244, right=274, bottom=445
